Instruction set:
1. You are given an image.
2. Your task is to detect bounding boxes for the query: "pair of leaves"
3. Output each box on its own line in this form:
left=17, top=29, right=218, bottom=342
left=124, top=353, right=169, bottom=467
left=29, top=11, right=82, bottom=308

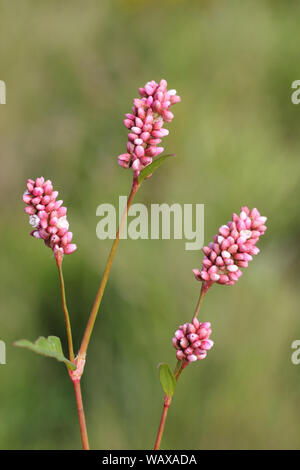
left=138, top=154, right=175, bottom=184
left=15, top=337, right=176, bottom=393
left=158, top=363, right=176, bottom=397
left=14, top=336, right=76, bottom=371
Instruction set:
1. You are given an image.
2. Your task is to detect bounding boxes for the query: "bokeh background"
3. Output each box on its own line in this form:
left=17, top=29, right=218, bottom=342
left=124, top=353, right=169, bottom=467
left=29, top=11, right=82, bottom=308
left=0, top=0, right=300, bottom=450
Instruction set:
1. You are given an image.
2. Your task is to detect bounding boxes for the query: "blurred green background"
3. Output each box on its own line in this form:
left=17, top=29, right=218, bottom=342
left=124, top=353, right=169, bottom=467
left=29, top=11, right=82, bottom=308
left=0, top=0, right=300, bottom=450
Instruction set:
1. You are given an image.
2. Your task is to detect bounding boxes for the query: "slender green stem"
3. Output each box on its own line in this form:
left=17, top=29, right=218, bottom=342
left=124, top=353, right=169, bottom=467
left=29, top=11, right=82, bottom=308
left=66, top=177, right=140, bottom=450
left=154, top=283, right=212, bottom=450
left=73, top=380, right=90, bottom=450
left=56, top=257, right=89, bottom=449
left=79, top=178, right=141, bottom=357
left=56, top=259, right=75, bottom=363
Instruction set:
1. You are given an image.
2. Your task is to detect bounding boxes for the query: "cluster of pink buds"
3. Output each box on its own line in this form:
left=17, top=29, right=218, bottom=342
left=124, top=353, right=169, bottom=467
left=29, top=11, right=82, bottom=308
left=193, top=206, right=267, bottom=286
left=118, top=79, right=181, bottom=175
left=23, top=177, right=77, bottom=259
left=172, top=318, right=213, bottom=363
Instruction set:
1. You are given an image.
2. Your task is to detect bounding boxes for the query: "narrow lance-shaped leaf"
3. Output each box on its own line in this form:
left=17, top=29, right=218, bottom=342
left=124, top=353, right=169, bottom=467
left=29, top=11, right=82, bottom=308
left=14, top=336, right=76, bottom=371
left=138, top=154, right=175, bottom=184
left=158, top=363, right=176, bottom=397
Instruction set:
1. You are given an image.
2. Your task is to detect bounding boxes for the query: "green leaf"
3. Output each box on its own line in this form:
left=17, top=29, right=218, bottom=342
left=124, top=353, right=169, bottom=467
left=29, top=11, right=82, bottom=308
left=138, top=154, right=175, bottom=184
left=14, top=336, right=76, bottom=370
left=158, top=363, right=176, bottom=397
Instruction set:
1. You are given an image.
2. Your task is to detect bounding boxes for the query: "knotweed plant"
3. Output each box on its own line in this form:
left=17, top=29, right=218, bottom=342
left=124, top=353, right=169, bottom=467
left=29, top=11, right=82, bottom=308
left=16, top=80, right=181, bottom=450
left=16, top=80, right=267, bottom=451
left=153, top=207, right=267, bottom=449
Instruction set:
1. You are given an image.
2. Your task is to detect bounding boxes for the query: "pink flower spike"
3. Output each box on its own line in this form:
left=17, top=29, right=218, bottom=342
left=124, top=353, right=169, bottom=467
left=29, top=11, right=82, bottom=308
left=172, top=318, right=213, bottom=364
left=117, top=79, right=181, bottom=176
left=194, top=206, right=267, bottom=287
left=23, top=177, right=77, bottom=262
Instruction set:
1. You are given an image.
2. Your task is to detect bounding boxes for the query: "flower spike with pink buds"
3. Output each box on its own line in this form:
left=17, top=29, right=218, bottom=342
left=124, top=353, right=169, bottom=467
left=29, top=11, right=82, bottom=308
left=172, top=318, right=213, bottom=364
left=193, top=206, right=267, bottom=287
left=118, top=79, right=181, bottom=176
left=23, top=177, right=77, bottom=261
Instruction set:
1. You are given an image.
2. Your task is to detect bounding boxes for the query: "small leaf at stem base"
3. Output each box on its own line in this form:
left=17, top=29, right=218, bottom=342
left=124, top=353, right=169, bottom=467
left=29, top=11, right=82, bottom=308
left=138, top=154, right=175, bottom=184
left=158, top=363, right=176, bottom=397
left=14, top=336, right=76, bottom=370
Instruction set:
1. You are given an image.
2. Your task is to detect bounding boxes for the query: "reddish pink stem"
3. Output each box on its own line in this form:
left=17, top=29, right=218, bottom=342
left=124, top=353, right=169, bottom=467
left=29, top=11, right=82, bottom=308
left=154, top=363, right=186, bottom=450
left=154, top=283, right=212, bottom=450
left=154, top=395, right=172, bottom=451
left=192, top=282, right=212, bottom=320
left=72, top=379, right=89, bottom=450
